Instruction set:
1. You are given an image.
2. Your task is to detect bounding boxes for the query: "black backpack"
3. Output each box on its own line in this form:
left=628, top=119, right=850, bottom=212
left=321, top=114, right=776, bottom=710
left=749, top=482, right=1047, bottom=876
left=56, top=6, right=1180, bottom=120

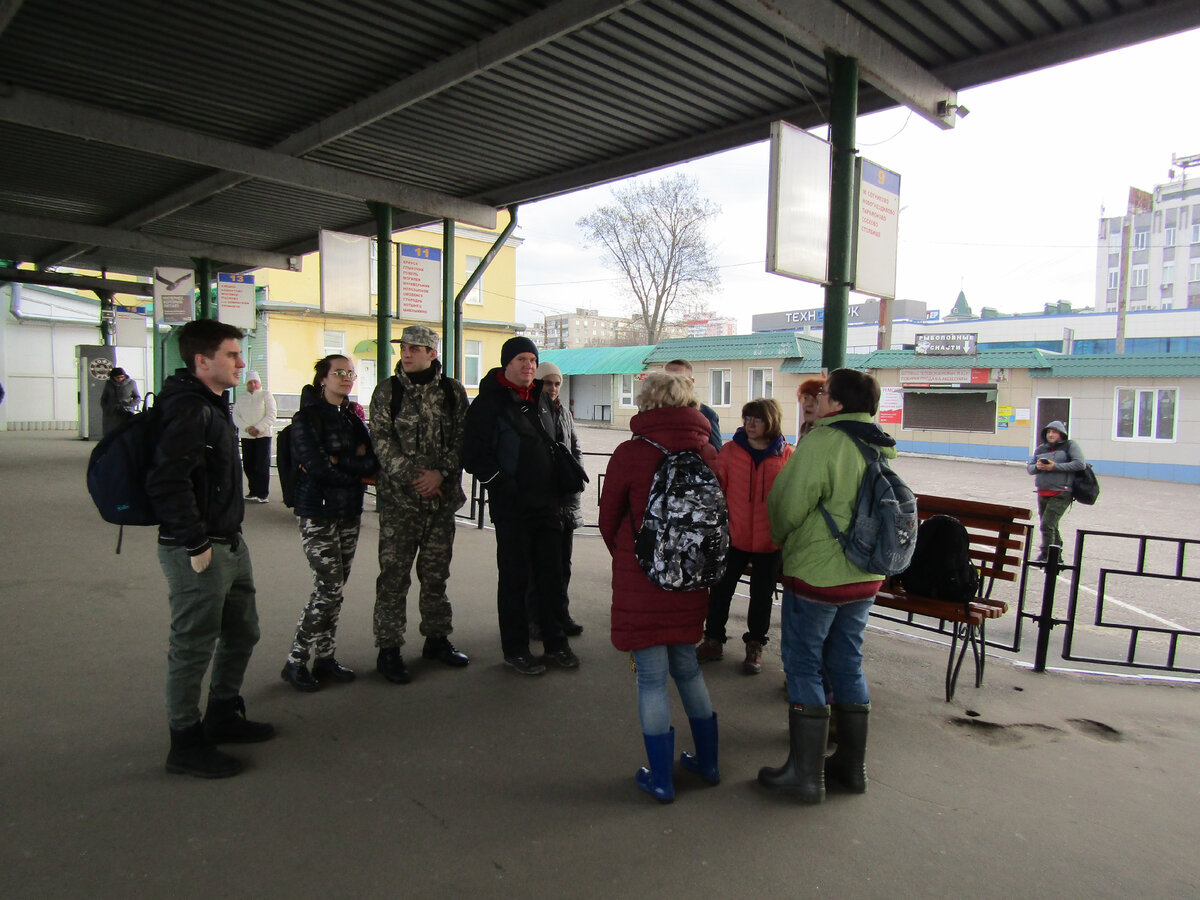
left=1071, top=464, right=1100, bottom=505
left=632, top=437, right=729, bottom=591
left=276, top=410, right=323, bottom=509
left=893, top=514, right=980, bottom=607
left=86, top=393, right=209, bottom=553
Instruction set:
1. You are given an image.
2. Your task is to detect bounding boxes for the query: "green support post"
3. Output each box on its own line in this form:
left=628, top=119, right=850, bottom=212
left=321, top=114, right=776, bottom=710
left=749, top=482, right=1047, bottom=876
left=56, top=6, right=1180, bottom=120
left=193, top=257, right=213, bottom=320
left=454, top=205, right=519, bottom=382
left=371, top=202, right=393, bottom=376
left=442, top=218, right=455, bottom=379
left=822, top=51, right=858, bottom=373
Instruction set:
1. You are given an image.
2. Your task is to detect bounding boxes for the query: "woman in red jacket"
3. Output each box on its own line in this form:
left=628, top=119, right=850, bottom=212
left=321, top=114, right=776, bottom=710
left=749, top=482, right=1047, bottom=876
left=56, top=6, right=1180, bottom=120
left=696, top=397, right=792, bottom=674
left=599, top=373, right=721, bottom=803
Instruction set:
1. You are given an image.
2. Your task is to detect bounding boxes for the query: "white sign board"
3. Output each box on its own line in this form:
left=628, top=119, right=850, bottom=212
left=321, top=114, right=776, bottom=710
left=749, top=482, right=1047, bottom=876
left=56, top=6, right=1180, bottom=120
left=766, top=121, right=831, bottom=285
left=154, top=267, right=195, bottom=325
left=114, top=309, right=147, bottom=347
left=319, top=229, right=371, bottom=316
left=399, top=244, right=441, bottom=322
left=853, top=159, right=900, bottom=299
left=217, top=273, right=256, bottom=331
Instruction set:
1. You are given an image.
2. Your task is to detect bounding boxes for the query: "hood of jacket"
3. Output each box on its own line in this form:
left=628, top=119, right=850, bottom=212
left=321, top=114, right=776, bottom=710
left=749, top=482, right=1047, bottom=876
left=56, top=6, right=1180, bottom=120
left=629, top=405, right=713, bottom=452
left=731, top=427, right=788, bottom=464
left=816, top=414, right=897, bottom=452
left=1041, top=419, right=1069, bottom=443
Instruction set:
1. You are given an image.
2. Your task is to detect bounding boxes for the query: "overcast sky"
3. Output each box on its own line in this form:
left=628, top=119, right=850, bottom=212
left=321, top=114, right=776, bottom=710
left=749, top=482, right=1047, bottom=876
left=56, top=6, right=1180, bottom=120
left=511, top=26, right=1200, bottom=333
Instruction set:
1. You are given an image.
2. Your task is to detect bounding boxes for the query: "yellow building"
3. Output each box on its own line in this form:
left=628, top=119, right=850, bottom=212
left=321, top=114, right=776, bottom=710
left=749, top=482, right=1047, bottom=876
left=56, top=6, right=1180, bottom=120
left=249, top=213, right=521, bottom=416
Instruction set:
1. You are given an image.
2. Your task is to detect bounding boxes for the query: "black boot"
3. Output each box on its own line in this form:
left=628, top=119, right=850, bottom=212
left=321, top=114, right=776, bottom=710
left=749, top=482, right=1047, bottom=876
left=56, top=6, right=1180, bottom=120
left=203, top=695, right=276, bottom=744
left=826, top=703, right=869, bottom=793
left=166, top=721, right=242, bottom=778
left=757, top=704, right=829, bottom=804
left=377, top=647, right=411, bottom=684
left=312, top=656, right=357, bottom=682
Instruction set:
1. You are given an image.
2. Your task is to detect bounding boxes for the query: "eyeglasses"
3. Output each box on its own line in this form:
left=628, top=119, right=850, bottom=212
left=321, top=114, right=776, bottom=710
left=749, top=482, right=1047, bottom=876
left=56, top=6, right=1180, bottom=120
left=815, top=388, right=828, bottom=397
left=331, top=369, right=357, bottom=379
left=742, top=415, right=765, bottom=426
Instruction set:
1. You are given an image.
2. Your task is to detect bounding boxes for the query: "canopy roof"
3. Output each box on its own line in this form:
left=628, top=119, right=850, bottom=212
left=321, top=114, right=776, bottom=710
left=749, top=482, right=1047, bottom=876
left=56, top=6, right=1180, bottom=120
left=1, top=1, right=1196, bottom=286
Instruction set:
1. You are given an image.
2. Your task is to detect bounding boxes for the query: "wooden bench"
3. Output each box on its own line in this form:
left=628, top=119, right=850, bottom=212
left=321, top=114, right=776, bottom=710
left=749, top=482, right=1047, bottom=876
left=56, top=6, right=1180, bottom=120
left=873, top=493, right=1032, bottom=702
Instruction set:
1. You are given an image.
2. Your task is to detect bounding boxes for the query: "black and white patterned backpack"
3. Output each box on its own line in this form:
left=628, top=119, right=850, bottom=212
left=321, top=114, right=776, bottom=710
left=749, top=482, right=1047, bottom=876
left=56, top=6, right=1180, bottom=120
left=632, top=436, right=729, bottom=591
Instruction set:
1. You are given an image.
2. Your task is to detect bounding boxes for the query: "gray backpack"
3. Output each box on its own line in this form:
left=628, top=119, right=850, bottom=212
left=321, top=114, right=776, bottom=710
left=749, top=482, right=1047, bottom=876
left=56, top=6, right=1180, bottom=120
left=818, top=423, right=918, bottom=577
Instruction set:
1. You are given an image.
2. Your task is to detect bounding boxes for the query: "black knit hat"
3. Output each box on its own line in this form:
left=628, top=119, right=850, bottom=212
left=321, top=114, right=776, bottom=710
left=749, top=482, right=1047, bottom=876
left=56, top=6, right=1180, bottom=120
left=500, top=336, right=539, bottom=367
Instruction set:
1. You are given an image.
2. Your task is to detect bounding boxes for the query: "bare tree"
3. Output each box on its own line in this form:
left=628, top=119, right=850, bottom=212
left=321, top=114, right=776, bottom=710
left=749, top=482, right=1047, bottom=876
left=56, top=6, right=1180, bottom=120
left=577, top=173, right=720, bottom=344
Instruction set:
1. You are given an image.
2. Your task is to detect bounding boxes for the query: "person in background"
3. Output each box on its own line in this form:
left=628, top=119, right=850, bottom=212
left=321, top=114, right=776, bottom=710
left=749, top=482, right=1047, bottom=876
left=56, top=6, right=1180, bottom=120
left=463, top=336, right=579, bottom=676
left=696, top=397, right=792, bottom=674
left=146, top=319, right=273, bottom=779
left=760, top=368, right=892, bottom=804
left=663, top=358, right=722, bottom=450
left=100, top=367, right=141, bottom=436
left=795, top=376, right=825, bottom=443
left=232, top=370, right=277, bottom=503
left=599, top=373, right=721, bottom=803
left=280, top=355, right=378, bottom=692
left=1027, top=420, right=1086, bottom=563
left=527, top=360, right=584, bottom=641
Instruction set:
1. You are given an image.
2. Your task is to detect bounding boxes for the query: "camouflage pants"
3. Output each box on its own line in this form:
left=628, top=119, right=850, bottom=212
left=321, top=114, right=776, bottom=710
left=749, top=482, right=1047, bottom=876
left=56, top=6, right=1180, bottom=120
left=374, top=499, right=456, bottom=647
left=288, top=516, right=361, bottom=665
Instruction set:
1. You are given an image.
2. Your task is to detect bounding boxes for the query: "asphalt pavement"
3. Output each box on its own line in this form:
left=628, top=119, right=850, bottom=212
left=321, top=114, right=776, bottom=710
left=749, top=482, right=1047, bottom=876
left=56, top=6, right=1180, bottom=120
left=1, top=429, right=1197, bottom=899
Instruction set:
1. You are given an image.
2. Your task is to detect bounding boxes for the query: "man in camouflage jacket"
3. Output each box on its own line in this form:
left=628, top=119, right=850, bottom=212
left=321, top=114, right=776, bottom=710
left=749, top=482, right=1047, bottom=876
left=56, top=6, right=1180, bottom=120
left=369, top=324, right=470, bottom=683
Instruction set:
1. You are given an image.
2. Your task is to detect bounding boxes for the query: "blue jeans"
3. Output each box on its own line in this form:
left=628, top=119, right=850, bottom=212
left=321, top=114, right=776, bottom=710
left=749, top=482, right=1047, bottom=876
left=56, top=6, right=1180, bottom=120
left=631, top=644, right=713, bottom=735
left=780, top=587, right=873, bottom=708
left=158, top=540, right=260, bottom=731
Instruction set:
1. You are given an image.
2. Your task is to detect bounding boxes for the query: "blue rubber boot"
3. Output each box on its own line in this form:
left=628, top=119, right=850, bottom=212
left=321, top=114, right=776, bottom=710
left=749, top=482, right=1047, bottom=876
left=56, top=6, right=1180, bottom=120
left=635, top=728, right=675, bottom=803
left=679, top=712, right=720, bottom=784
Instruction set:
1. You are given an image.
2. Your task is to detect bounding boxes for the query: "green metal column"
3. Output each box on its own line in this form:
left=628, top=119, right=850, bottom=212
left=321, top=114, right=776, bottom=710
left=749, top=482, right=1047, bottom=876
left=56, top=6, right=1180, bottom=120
left=442, top=218, right=455, bottom=378
left=371, top=202, right=393, bottom=375
left=193, top=257, right=213, bottom=319
left=822, top=52, right=858, bottom=372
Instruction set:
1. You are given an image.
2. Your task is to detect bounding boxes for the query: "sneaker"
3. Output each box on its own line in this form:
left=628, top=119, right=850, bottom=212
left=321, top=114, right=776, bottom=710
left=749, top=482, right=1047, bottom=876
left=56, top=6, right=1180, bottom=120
left=256, top=496, right=270, bottom=504
left=563, top=617, right=584, bottom=637
left=376, top=647, right=411, bottom=684
left=742, top=640, right=763, bottom=675
left=422, top=635, right=469, bottom=667
left=503, top=652, right=546, bottom=676
left=696, top=637, right=723, bottom=663
left=545, top=646, right=580, bottom=669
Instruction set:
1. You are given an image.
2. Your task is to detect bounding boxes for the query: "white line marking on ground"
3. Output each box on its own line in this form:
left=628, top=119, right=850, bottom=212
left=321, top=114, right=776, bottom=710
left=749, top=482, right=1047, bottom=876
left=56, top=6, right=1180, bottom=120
left=1060, top=576, right=1187, bottom=630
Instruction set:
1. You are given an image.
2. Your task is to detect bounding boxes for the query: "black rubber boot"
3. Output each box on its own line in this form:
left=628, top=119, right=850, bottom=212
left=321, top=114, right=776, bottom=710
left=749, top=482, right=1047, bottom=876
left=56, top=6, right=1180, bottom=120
left=166, top=721, right=242, bottom=779
left=377, top=647, right=411, bottom=684
left=757, top=704, right=829, bottom=804
left=203, top=695, right=276, bottom=744
left=826, top=703, right=869, bottom=793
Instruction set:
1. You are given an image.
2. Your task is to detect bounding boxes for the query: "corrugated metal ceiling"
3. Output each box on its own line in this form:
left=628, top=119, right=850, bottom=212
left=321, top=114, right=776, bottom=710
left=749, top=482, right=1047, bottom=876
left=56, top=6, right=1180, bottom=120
left=0, top=0, right=1197, bottom=281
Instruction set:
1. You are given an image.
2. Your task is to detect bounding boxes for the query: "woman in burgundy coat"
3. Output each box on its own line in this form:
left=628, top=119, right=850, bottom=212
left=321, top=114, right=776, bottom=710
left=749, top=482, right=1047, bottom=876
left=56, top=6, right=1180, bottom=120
left=599, top=373, right=721, bottom=803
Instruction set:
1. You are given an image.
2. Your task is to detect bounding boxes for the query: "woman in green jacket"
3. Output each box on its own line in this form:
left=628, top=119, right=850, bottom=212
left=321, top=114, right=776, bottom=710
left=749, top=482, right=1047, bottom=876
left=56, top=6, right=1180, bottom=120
left=759, top=368, right=895, bottom=804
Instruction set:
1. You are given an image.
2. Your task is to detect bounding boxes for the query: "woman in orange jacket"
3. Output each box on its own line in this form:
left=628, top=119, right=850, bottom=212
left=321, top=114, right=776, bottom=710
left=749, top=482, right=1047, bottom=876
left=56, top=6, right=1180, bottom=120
left=696, top=397, right=792, bottom=674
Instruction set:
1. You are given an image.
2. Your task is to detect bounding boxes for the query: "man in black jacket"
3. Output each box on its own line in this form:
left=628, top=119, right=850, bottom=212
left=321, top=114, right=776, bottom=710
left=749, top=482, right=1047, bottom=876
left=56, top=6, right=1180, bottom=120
left=146, top=319, right=274, bottom=778
left=463, top=336, right=579, bottom=676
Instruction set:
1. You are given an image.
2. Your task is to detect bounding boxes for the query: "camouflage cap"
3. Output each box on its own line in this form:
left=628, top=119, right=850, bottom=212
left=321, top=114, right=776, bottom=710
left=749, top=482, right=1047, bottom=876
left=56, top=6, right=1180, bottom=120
left=393, top=323, right=440, bottom=349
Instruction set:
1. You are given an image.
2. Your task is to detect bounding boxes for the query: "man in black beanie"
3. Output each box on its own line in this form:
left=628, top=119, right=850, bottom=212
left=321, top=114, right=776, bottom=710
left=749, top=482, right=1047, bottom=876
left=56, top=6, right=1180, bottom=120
left=463, top=336, right=580, bottom=675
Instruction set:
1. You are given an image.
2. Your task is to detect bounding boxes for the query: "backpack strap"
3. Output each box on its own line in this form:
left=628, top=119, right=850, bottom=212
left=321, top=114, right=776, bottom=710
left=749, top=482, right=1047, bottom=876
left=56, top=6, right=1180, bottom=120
left=817, top=425, right=878, bottom=549
left=632, top=435, right=668, bottom=455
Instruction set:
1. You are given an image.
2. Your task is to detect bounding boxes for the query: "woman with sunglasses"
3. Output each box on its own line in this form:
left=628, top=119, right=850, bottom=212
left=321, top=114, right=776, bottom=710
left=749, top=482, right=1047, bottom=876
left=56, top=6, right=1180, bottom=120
left=696, top=397, right=792, bottom=673
left=281, top=355, right=378, bottom=692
